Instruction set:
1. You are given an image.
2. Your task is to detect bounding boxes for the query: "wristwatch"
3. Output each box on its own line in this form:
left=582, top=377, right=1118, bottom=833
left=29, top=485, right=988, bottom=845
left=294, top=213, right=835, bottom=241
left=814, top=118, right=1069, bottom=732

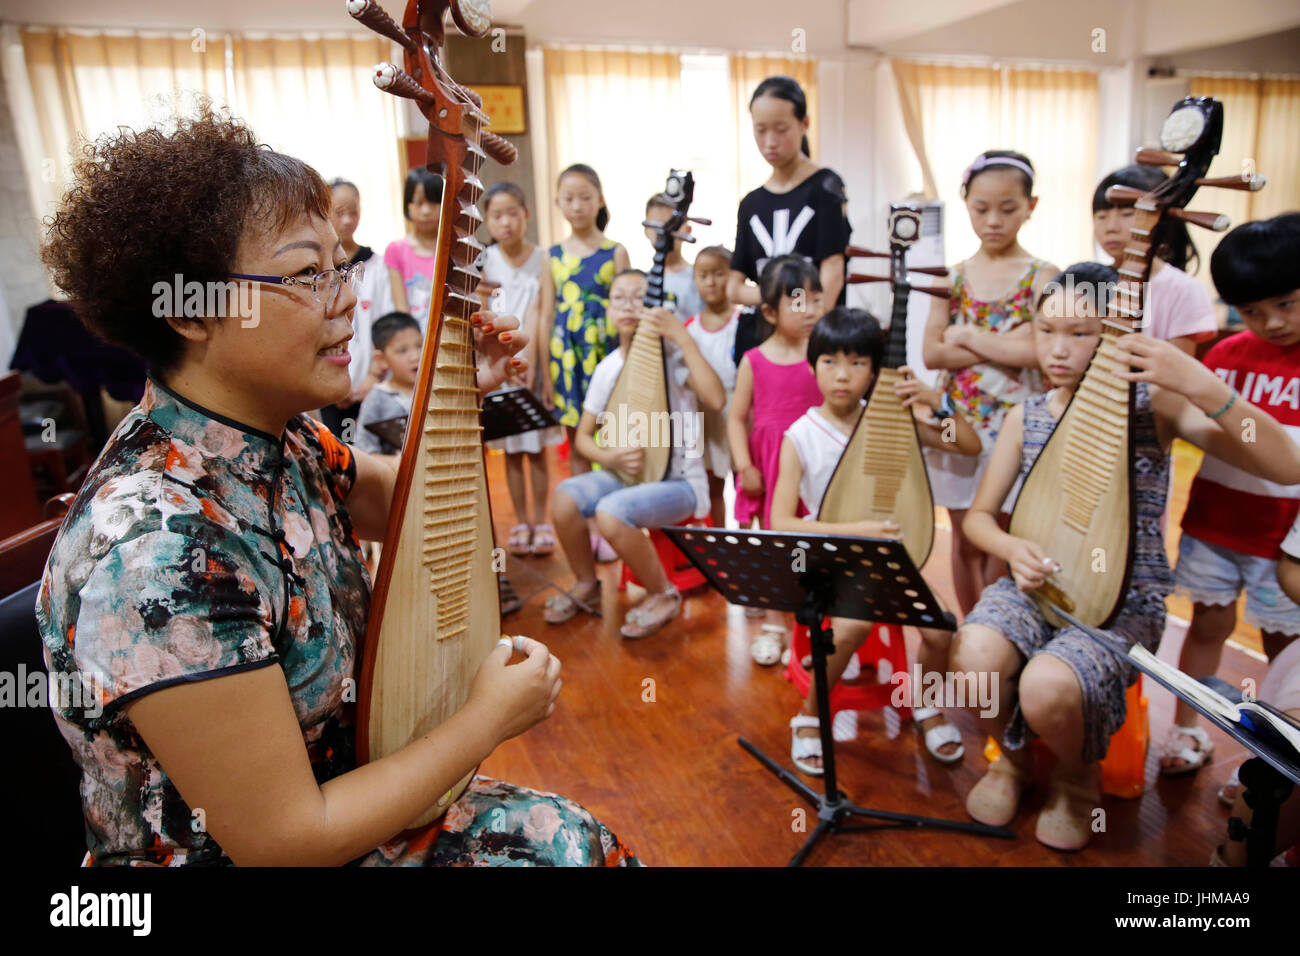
left=931, top=391, right=956, bottom=424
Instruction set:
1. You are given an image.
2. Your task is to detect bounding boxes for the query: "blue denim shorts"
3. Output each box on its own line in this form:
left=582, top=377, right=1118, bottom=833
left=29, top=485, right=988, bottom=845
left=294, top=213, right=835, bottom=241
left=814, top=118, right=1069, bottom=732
left=555, top=469, right=696, bottom=529
left=1174, top=533, right=1300, bottom=636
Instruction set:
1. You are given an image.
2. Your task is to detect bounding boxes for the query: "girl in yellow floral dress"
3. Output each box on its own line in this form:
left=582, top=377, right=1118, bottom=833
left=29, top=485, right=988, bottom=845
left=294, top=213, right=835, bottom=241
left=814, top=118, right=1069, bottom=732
left=538, top=164, right=630, bottom=481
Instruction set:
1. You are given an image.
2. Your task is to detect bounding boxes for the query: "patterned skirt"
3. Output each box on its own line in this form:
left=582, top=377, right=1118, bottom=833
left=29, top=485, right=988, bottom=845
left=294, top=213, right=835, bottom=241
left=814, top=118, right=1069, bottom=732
left=355, top=776, right=642, bottom=867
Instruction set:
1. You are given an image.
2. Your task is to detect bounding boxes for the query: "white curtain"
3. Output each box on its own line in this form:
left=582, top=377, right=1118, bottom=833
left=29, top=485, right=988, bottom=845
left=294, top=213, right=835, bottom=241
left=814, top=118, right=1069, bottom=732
left=4, top=26, right=406, bottom=259
left=891, top=59, right=1100, bottom=273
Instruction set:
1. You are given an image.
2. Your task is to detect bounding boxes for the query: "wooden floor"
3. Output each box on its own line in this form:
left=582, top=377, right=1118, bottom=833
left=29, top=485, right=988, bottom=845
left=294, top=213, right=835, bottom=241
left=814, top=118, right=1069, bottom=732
left=479, top=445, right=1274, bottom=866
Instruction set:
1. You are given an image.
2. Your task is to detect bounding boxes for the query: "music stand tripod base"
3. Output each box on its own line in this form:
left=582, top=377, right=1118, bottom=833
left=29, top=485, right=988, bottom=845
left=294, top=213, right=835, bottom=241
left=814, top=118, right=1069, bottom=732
left=663, top=527, right=1016, bottom=866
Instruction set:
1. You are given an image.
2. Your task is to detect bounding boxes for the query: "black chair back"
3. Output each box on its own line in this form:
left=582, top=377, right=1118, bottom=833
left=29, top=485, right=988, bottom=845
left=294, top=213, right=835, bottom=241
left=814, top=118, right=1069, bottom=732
left=0, top=582, right=87, bottom=864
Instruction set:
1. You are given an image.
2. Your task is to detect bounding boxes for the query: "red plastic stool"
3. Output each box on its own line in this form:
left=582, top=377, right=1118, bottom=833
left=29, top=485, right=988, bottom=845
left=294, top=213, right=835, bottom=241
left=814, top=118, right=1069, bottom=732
left=783, top=619, right=912, bottom=722
left=618, top=516, right=713, bottom=592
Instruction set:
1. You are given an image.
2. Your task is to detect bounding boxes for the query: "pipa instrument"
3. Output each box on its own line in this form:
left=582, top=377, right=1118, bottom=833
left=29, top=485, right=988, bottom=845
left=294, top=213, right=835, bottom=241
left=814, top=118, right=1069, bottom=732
left=348, top=0, right=519, bottom=828
left=604, top=170, right=709, bottom=484
left=1010, top=96, right=1263, bottom=628
left=819, top=205, right=951, bottom=568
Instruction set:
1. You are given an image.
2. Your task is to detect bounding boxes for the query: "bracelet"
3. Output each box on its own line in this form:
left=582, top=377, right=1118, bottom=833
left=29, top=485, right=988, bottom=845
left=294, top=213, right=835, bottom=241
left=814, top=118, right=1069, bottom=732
left=1206, top=388, right=1237, bottom=420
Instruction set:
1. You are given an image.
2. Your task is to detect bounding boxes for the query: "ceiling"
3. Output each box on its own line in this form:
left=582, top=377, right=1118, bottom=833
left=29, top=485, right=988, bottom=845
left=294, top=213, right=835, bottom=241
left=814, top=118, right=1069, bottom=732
left=1, top=0, right=1296, bottom=61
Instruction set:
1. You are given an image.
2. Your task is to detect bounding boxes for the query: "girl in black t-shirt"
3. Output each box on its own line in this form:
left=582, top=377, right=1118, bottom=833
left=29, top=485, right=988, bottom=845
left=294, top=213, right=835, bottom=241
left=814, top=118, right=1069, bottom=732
left=728, top=75, right=852, bottom=363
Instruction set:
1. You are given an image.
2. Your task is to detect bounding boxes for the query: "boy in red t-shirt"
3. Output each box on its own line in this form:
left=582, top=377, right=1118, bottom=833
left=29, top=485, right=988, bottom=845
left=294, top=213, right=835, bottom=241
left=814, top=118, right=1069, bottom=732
left=1161, top=213, right=1300, bottom=776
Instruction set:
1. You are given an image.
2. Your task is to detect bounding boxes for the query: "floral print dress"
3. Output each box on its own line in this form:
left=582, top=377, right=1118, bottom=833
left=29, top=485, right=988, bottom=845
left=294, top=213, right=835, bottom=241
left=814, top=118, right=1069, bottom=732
left=36, top=377, right=639, bottom=867
left=925, top=260, right=1046, bottom=510
left=548, top=238, right=618, bottom=428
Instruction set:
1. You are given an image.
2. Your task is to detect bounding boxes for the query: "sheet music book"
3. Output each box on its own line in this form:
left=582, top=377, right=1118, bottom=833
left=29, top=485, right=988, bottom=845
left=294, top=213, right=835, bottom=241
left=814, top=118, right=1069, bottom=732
left=1128, top=643, right=1300, bottom=756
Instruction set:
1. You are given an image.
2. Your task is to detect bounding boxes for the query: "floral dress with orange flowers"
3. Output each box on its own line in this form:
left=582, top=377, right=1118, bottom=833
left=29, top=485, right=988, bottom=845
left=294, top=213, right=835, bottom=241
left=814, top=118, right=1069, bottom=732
left=36, top=377, right=640, bottom=867
left=924, top=259, right=1046, bottom=510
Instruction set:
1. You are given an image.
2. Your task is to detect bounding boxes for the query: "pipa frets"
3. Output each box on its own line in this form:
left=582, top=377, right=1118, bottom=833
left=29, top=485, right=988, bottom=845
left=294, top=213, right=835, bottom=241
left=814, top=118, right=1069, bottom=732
left=819, top=206, right=936, bottom=568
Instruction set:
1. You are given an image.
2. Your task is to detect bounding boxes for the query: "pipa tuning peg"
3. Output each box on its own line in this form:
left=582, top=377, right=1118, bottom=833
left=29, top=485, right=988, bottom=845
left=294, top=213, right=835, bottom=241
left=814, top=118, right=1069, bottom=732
left=1196, top=174, right=1267, bottom=192
left=687, top=216, right=712, bottom=226
left=373, top=63, right=435, bottom=108
left=672, top=231, right=696, bottom=243
left=914, top=286, right=951, bottom=300
left=846, top=273, right=889, bottom=285
left=908, top=265, right=949, bottom=278
left=1169, top=208, right=1231, bottom=232
left=348, top=0, right=417, bottom=54
left=845, top=245, right=888, bottom=259
left=1136, top=147, right=1182, bottom=166
left=482, top=131, right=517, bottom=165
left=1104, top=184, right=1143, bottom=205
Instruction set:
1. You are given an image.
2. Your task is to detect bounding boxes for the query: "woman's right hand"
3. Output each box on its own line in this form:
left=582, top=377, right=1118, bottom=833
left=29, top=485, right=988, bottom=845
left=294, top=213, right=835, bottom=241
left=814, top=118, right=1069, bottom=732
left=466, top=636, right=562, bottom=747
left=540, top=373, right=555, bottom=410
left=740, top=465, right=764, bottom=497
left=1006, top=538, right=1060, bottom=592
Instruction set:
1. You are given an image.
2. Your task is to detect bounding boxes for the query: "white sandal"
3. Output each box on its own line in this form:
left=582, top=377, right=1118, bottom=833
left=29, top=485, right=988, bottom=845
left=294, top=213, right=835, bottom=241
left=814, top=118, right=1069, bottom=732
left=1159, top=724, right=1214, bottom=777
left=913, top=706, right=965, bottom=764
left=790, top=714, right=824, bottom=776
left=751, top=624, right=785, bottom=666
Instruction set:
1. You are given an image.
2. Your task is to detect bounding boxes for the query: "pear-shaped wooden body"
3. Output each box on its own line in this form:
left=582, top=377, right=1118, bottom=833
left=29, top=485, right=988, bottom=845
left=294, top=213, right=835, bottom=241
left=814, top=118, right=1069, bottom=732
left=819, top=367, right=935, bottom=569
left=1008, top=334, right=1134, bottom=628
left=605, top=324, right=672, bottom=485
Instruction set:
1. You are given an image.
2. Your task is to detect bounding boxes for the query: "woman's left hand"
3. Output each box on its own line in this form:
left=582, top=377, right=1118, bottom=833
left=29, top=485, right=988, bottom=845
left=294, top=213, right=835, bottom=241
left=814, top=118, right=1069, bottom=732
left=472, top=310, right=529, bottom=393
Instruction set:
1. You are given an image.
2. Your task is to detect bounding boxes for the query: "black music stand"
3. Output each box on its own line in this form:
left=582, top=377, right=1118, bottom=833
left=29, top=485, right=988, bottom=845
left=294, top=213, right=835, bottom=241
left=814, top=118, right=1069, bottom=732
left=482, top=386, right=559, bottom=443
left=364, top=414, right=408, bottom=452
left=1052, top=603, right=1300, bottom=868
left=662, top=526, right=1016, bottom=865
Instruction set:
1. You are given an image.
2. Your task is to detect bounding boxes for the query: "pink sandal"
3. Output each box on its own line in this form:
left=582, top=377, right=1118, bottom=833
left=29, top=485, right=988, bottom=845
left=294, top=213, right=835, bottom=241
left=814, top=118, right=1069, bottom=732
left=507, top=524, right=532, bottom=557
left=530, top=523, right=556, bottom=556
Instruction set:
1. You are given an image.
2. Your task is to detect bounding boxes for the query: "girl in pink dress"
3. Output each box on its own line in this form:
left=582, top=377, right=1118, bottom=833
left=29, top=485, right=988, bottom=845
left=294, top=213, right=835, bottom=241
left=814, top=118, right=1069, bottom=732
left=728, top=255, right=827, bottom=664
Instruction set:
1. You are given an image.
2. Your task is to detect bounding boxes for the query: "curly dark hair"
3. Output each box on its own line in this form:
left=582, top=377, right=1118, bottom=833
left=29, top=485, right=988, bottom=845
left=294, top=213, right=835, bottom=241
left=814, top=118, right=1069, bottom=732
left=41, top=102, right=331, bottom=373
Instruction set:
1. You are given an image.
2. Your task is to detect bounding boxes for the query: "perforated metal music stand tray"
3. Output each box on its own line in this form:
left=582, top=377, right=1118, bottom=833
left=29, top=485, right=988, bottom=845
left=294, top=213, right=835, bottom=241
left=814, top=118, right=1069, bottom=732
left=662, top=526, right=1014, bottom=865
left=1054, top=603, right=1299, bottom=867
left=482, top=386, right=559, bottom=443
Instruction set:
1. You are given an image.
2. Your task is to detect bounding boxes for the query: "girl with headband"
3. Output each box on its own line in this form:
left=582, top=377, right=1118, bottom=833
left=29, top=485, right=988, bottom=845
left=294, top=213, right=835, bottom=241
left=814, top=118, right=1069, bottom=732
left=922, top=150, right=1059, bottom=615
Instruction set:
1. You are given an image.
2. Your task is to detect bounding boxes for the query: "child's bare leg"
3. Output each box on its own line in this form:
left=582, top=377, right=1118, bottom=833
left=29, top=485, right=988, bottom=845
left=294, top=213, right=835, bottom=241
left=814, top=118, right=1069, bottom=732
left=1167, top=602, right=1236, bottom=762
left=527, top=451, right=550, bottom=526
left=917, top=625, right=961, bottom=758
left=551, top=489, right=598, bottom=598
left=951, top=623, right=1030, bottom=824
left=598, top=511, right=666, bottom=595
left=946, top=508, right=985, bottom=615
left=504, top=452, right=528, bottom=524
left=1262, top=629, right=1298, bottom=664
left=707, top=473, right=726, bottom=529
left=950, top=623, right=1024, bottom=758
left=1019, top=654, right=1100, bottom=850
left=565, top=425, right=590, bottom=475
left=1018, top=655, right=1087, bottom=775
left=796, top=618, right=871, bottom=771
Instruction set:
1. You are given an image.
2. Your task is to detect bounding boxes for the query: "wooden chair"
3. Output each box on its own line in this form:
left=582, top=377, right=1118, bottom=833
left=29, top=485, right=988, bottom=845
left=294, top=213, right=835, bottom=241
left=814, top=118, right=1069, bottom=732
left=0, top=494, right=73, bottom=601
left=0, top=372, right=42, bottom=539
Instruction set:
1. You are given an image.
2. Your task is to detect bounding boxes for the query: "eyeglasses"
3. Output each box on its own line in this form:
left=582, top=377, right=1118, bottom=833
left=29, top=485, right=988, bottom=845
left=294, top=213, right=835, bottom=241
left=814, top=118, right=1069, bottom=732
left=229, top=260, right=365, bottom=307
left=610, top=294, right=643, bottom=307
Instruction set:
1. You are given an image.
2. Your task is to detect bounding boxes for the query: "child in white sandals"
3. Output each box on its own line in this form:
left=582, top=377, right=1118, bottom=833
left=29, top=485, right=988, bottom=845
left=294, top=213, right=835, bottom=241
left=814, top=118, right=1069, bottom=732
left=544, top=270, right=724, bottom=638
left=770, top=307, right=982, bottom=775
